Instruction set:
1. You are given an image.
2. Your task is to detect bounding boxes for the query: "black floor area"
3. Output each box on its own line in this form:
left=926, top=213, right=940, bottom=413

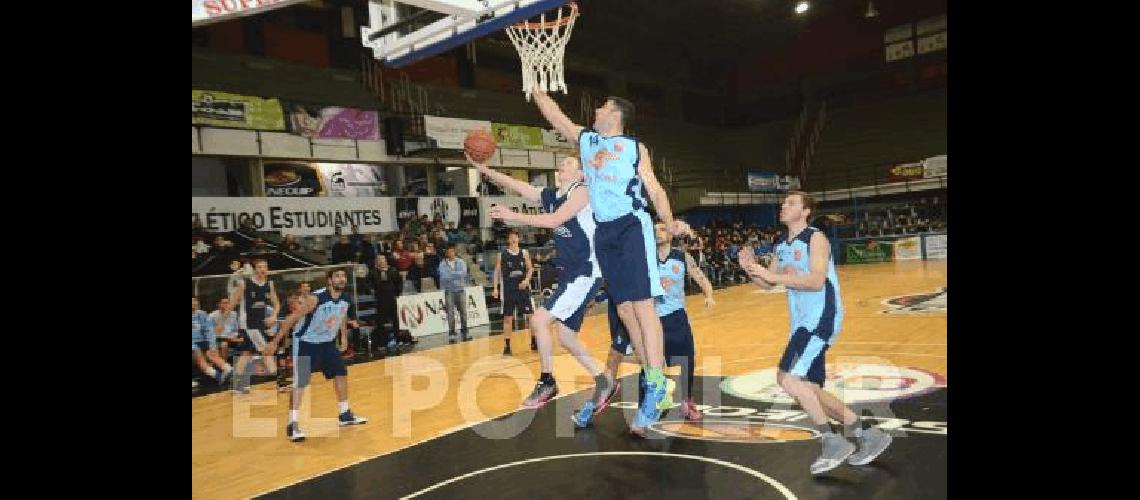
left=259, top=374, right=947, bottom=499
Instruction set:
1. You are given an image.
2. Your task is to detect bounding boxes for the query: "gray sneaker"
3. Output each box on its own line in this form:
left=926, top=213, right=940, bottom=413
left=811, top=432, right=857, bottom=475
left=847, top=427, right=893, bottom=466
left=521, top=381, right=558, bottom=409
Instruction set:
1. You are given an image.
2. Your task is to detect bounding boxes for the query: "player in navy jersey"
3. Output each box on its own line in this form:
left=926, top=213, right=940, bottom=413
left=531, top=89, right=686, bottom=434
left=273, top=268, right=367, bottom=442
left=228, top=259, right=281, bottom=392
left=476, top=154, right=615, bottom=411
left=739, top=191, right=892, bottom=474
left=493, top=229, right=535, bottom=355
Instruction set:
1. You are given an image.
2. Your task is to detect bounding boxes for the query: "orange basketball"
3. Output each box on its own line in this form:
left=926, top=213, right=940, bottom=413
left=464, top=129, right=497, bottom=163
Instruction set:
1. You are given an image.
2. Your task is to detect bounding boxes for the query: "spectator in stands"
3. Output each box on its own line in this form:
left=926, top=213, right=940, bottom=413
left=431, top=228, right=449, bottom=254
left=193, top=297, right=233, bottom=385
left=282, top=234, right=301, bottom=253
left=393, top=239, right=414, bottom=273
left=210, top=297, right=241, bottom=360
left=369, top=255, right=403, bottom=354
left=409, top=251, right=426, bottom=293
left=193, top=237, right=209, bottom=256
left=438, top=244, right=470, bottom=342
left=330, top=234, right=354, bottom=264
left=360, top=233, right=379, bottom=264
left=423, top=242, right=441, bottom=290
left=349, top=225, right=365, bottom=257
left=213, top=235, right=235, bottom=255
left=447, top=223, right=464, bottom=246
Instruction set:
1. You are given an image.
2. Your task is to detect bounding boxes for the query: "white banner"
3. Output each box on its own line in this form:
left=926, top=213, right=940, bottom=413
left=917, top=32, right=947, bottom=54
left=316, top=163, right=388, bottom=197
left=417, top=196, right=463, bottom=227
left=191, top=197, right=397, bottom=235
left=923, top=155, right=947, bottom=178
left=894, top=236, right=923, bottom=260
left=499, top=148, right=531, bottom=168
left=924, top=234, right=947, bottom=259
left=478, top=196, right=547, bottom=228
left=192, top=0, right=308, bottom=27
left=886, top=40, right=915, bottom=62
left=424, top=116, right=492, bottom=150
left=396, top=285, right=489, bottom=336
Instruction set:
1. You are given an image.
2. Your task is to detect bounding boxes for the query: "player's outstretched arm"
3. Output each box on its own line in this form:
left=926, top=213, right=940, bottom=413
left=531, top=89, right=583, bottom=143
left=636, top=144, right=677, bottom=231
left=489, top=186, right=587, bottom=229
left=466, top=152, right=542, bottom=202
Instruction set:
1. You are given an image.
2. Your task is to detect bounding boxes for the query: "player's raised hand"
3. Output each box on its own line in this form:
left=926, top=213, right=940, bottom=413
left=704, top=295, right=716, bottom=309
left=489, top=205, right=516, bottom=221
left=465, top=152, right=490, bottom=172
left=669, top=220, right=694, bottom=238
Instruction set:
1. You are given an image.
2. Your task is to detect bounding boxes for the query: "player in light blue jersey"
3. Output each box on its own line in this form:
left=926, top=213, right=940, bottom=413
left=193, top=296, right=233, bottom=386
left=586, top=221, right=716, bottom=431
left=739, top=191, right=892, bottom=474
left=273, top=268, right=367, bottom=442
left=531, top=89, right=685, bottom=435
left=475, top=154, right=615, bottom=411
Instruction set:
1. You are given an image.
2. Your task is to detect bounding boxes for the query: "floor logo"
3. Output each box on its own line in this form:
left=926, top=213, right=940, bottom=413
left=648, top=421, right=818, bottom=443
left=721, top=363, right=946, bottom=404
left=881, top=287, right=946, bottom=314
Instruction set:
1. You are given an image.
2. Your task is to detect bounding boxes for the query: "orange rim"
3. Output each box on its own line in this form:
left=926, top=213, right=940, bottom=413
left=511, top=2, right=578, bottom=30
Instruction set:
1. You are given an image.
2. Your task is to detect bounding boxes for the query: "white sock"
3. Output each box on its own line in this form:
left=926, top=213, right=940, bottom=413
left=338, top=401, right=350, bottom=414
left=289, top=410, right=299, bottom=423
left=222, top=364, right=233, bottom=373
left=205, top=367, right=217, bottom=377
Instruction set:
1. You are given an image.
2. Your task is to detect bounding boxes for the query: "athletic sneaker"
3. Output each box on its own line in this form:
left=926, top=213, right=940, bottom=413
left=216, top=368, right=233, bottom=385
left=593, top=379, right=621, bottom=415
left=810, top=432, right=857, bottom=475
left=630, top=378, right=673, bottom=436
left=679, top=398, right=702, bottom=422
left=522, top=381, right=558, bottom=409
left=530, top=336, right=537, bottom=351
left=192, top=380, right=199, bottom=390
left=847, top=427, right=893, bottom=466
left=338, top=410, right=368, bottom=426
left=571, top=401, right=596, bottom=428
left=503, top=343, right=512, bottom=356
left=287, top=422, right=305, bottom=442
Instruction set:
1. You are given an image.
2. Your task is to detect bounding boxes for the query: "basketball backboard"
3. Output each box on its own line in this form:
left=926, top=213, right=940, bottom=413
left=360, top=0, right=569, bottom=68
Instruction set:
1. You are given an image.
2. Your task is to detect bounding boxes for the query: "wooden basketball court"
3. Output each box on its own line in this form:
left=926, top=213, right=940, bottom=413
left=192, top=260, right=947, bottom=499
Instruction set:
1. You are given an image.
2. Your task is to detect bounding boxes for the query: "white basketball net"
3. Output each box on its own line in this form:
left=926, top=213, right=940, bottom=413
left=505, top=2, right=579, bottom=101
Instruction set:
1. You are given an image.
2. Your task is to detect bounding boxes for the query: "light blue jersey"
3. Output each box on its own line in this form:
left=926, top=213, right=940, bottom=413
left=192, top=310, right=214, bottom=350
left=297, top=288, right=350, bottom=344
left=655, top=248, right=688, bottom=317
left=774, top=227, right=843, bottom=343
left=578, top=128, right=645, bottom=222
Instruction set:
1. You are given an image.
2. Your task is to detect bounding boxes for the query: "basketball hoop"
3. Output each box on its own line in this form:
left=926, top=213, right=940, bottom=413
left=505, top=2, right=579, bottom=101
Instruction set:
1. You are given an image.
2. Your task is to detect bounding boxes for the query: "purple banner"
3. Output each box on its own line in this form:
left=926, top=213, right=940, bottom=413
left=285, top=102, right=379, bottom=140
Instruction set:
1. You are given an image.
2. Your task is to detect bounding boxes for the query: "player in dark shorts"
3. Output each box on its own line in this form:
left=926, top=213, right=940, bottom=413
left=493, top=229, right=535, bottom=355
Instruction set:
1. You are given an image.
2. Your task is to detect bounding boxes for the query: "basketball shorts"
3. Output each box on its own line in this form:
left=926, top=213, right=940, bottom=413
left=593, top=211, right=663, bottom=304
